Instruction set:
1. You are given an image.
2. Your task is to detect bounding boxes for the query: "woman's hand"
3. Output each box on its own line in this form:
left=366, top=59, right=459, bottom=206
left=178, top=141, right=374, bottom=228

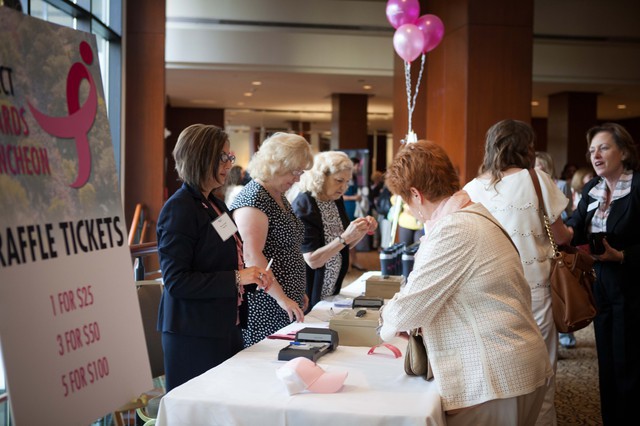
left=238, top=266, right=273, bottom=292
left=341, top=216, right=378, bottom=246
left=264, top=280, right=305, bottom=322
left=275, top=295, right=305, bottom=323
left=594, top=238, right=624, bottom=263
left=343, top=217, right=371, bottom=244
left=364, top=215, right=378, bottom=235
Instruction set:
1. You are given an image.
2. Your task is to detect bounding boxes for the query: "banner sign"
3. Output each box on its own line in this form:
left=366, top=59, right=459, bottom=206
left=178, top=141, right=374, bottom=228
left=0, top=8, right=151, bottom=425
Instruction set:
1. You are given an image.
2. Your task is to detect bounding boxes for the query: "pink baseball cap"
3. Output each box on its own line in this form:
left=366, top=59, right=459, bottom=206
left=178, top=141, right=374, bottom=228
left=276, top=357, right=348, bottom=395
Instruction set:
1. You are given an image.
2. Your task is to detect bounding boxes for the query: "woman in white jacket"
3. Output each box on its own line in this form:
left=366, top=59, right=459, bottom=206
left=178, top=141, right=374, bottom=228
left=380, top=140, right=552, bottom=426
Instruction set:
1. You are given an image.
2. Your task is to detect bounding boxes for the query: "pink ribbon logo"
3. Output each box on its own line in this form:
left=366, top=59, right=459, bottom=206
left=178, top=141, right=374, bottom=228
left=28, top=41, right=97, bottom=188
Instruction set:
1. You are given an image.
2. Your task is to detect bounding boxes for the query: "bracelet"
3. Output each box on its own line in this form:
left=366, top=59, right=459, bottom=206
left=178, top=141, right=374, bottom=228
left=620, top=250, right=625, bottom=264
left=234, top=270, right=241, bottom=287
left=337, top=235, right=346, bottom=246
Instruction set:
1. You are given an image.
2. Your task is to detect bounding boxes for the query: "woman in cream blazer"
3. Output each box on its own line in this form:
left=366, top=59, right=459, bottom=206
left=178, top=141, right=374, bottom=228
left=380, top=140, right=552, bottom=426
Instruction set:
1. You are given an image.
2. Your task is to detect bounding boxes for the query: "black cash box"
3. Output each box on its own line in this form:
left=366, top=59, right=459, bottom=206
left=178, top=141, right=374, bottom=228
left=353, top=296, right=384, bottom=309
left=277, top=328, right=339, bottom=362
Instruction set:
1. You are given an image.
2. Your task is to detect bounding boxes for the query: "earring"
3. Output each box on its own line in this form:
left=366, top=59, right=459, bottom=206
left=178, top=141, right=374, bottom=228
left=417, top=209, right=425, bottom=221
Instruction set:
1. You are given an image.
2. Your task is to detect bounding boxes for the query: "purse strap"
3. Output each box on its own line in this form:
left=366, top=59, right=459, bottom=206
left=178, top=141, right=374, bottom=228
left=528, top=169, right=561, bottom=258
left=456, top=210, right=519, bottom=256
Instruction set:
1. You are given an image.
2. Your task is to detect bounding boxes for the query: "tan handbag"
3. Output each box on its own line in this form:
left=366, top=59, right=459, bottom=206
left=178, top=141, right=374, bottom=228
left=529, top=170, right=597, bottom=333
left=404, top=329, right=433, bottom=380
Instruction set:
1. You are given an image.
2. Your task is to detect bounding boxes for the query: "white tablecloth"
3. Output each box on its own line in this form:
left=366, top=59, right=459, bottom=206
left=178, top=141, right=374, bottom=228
left=156, top=273, right=444, bottom=426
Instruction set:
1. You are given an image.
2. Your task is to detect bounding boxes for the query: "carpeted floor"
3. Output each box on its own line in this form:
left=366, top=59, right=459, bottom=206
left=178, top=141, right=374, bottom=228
left=556, top=325, right=602, bottom=425
left=345, top=250, right=603, bottom=425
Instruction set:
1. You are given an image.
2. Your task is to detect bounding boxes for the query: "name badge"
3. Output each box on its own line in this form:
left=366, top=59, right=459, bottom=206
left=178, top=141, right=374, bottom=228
left=211, top=212, right=238, bottom=241
left=587, top=201, right=599, bottom=212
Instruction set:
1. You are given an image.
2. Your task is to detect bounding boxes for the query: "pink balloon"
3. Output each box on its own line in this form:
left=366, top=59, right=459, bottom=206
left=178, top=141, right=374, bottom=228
left=415, top=14, right=445, bottom=53
left=385, top=0, right=420, bottom=29
left=393, top=24, right=424, bottom=63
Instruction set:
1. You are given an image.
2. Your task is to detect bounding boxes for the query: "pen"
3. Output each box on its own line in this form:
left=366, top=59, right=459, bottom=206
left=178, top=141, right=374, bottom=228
left=265, top=258, right=273, bottom=271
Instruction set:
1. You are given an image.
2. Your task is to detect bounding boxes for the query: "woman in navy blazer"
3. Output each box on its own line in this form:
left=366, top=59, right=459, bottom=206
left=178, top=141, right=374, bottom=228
left=567, top=123, right=640, bottom=425
left=157, top=124, right=273, bottom=391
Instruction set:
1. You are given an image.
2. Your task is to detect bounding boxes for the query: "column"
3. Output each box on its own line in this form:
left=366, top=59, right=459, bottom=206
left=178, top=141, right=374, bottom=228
left=547, top=92, right=598, bottom=172
left=123, top=0, right=165, bottom=228
left=395, top=0, right=534, bottom=184
left=331, top=93, right=368, bottom=150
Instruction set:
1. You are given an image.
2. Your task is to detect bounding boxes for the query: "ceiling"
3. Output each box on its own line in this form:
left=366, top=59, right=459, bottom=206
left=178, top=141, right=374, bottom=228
left=165, top=0, right=640, bottom=134
left=166, top=68, right=395, bottom=133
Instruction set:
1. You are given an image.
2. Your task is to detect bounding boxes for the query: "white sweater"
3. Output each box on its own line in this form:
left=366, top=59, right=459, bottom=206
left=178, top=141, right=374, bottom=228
left=380, top=203, right=552, bottom=411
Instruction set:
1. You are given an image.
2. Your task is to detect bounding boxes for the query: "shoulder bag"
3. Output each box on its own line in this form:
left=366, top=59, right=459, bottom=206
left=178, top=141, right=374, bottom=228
left=404, top=328, right=433, bottom=380
left=529, top=169, right=597, bottom=333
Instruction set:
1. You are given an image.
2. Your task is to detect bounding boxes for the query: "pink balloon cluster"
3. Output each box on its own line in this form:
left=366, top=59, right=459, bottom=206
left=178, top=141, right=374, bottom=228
left=386, top=0, right=444, bottom=62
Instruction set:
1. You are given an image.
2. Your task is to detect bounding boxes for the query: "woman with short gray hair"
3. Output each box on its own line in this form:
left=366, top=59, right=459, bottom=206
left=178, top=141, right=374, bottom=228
left=292, top=151, right=377, bottom=310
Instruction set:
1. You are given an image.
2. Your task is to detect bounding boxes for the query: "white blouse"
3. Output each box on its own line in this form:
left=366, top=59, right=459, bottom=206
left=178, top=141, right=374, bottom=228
left=464, top=169, right=569, bottom=289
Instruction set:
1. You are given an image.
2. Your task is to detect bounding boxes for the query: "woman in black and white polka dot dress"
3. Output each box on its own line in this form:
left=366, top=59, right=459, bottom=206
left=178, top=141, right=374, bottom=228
left=230, top=132, right=313, bottom=347
left=292, top=151, right=377, bottom=310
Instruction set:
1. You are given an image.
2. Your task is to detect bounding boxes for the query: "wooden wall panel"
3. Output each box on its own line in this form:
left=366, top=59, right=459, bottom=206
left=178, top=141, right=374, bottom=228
left=421, top=0, right=533, bottom=184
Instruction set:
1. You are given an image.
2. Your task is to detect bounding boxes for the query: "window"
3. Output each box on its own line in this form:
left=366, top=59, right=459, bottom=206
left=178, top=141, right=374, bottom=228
left=0, top=2, right=123, bottom=425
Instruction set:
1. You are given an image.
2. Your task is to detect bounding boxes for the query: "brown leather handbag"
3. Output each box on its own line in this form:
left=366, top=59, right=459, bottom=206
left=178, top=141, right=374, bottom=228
left=529, top=169, right=597, bottom=333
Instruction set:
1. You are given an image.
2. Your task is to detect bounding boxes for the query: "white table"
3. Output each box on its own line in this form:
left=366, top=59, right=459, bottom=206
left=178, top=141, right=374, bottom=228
left=156, top=273, right=444, bottom=426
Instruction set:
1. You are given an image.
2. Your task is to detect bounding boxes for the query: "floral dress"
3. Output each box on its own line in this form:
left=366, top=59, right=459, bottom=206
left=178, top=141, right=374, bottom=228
left=230, top=180, right=306, bottom=347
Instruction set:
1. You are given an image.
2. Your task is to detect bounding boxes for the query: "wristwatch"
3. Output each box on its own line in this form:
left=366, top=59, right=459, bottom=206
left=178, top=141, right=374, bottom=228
left=337, top=235, right=346, bottom=246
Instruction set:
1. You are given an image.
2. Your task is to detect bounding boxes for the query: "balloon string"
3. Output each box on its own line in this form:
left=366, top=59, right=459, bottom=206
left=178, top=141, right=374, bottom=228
left=412, top=54, right=426, bottom=114
left=404, top=61, right=412, bottom=135
left=404, top=53, right=426, bottom=138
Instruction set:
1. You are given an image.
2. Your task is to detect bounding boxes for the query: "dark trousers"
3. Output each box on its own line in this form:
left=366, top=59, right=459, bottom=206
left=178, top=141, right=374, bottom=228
left=592, top=270, right=640, bottom=425
left=162, top=328, right=243, bottom=392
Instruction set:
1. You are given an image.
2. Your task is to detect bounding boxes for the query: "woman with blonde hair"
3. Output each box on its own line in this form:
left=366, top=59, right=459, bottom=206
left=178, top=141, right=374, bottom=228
left=292, top=151, right=377, bottom=310
left=570, top=166, right=595, bottom=211
left=380, top=140, right=551, bottom=425
left=535, top=151, right=573, bottom=220
left=230, top=132, right=313, bottom=347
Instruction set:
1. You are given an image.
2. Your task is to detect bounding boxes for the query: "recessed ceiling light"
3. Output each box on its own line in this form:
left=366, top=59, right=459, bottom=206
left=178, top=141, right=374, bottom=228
left=244, top=92, right=253, bottom=97
left=251, top=81, right=262, bottom=86
left=531, top=101, right=539, bottom=107
left=363, top=85, right=372, bottom=90
left=617, top=104, right=627, bottom=109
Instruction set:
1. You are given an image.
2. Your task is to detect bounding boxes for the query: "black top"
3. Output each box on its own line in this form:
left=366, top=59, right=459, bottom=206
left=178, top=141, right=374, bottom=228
left=292, top=192, right=350, bottom=312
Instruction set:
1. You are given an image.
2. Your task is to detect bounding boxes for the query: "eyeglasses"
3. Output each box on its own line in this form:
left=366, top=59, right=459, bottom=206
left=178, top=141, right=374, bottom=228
left=291, top=169, right=305, bottom=177
left=220, top=152, right=236, bottom=164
